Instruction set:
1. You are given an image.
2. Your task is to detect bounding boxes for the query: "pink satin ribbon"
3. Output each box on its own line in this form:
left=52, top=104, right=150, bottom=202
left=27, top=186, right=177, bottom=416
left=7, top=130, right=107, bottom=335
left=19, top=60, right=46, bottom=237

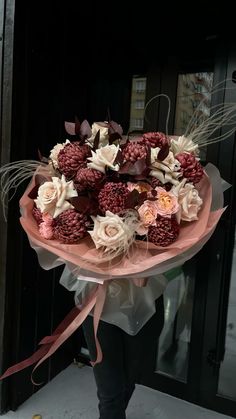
left=0, top=282, right=108, bottom=384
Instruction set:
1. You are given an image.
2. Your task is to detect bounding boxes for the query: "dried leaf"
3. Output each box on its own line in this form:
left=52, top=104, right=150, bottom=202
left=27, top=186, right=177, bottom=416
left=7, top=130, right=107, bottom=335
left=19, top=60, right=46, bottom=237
left=138, top=191, right=148, bottom=206
left=108, top=132, right=122, bottom=145
left=93, top=130, right=100, bottom=151
left=119, top=158, right=147, bottom=176
left=70, top=196, right=99, bottom=215
left=114, top=149, right=123, bottom=165
left=70, top=196, right=90, bottom=213
left=158, top=144, right=169, bottom=161
left=125, top=189, right=140, bottom=209
left=74, top=116, right=81, bottom=136
left=118, top=161, right=133, bottom=174
left=28, top=185, right=39, bottom=199
left=151, top=189, right=157, bottom=197
left=35, top=174, right=48, bottom=185
left=65, top=121, right=76, bottom=136
left=109, top=120, right=123, bottom=136
left=80, top=119, right=92, bottom=140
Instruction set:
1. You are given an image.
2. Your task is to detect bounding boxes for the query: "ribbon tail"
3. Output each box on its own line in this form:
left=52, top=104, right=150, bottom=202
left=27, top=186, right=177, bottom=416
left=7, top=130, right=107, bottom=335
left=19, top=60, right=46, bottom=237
left=91, top=282, right=108, bottom=366
left=0, top=286, right=100, bottom=383
left=31, top=287, right=99, bottom=381
left=0, top=344, right=51, bottom=381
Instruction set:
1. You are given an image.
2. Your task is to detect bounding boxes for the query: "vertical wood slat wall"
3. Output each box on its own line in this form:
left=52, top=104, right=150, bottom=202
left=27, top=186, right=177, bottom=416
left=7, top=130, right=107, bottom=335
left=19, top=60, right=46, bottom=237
left=0, top=0, right=15, bottom=413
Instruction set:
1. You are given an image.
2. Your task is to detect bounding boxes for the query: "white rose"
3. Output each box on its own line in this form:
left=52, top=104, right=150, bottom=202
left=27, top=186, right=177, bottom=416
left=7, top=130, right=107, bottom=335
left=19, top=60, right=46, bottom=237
left=89, top=211, right=135, bottom=253
left=173, top=181, right=203, bottom=221
left=34, top=175, right=78, bottom=218
left=88, top=122, right=109, bottom=147
left=87, top=144, right=120, bottom=173
left=170, top=135, right=199, bottom=156
left=49, top=139, right=70, bottom=168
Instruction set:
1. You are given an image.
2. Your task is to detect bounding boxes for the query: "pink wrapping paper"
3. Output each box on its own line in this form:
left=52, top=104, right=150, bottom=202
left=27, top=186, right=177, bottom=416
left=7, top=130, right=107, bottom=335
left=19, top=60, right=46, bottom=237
left=19, top=167, right=225, bottom=281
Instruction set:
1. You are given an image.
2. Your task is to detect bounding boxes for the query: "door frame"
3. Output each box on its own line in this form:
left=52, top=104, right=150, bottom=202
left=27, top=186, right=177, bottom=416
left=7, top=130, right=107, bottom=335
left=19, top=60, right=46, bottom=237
left=0, top=0, right=15, bottom=413
left=140, top=39, right=236, bottom=418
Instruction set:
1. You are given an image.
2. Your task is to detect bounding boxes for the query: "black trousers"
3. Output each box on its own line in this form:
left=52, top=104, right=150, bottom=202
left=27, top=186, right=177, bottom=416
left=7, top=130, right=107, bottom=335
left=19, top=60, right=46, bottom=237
left=82, top=295, right=164, bottom=419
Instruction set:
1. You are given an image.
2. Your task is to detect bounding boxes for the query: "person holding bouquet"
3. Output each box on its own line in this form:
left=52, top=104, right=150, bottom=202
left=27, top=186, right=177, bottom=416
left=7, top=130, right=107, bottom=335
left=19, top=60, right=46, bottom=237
left=81, top=281, right=165, bottom=419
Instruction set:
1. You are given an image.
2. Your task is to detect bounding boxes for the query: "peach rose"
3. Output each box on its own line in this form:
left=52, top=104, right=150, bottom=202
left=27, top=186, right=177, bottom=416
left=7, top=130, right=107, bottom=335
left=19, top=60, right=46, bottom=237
left=156, top=187, right=179, bottom=217
left=136, top=200, right=159, bottom=235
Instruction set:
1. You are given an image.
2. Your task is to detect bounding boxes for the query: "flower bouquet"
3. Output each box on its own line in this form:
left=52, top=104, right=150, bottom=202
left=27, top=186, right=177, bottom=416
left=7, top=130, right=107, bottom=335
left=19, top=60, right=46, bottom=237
left=0, top=98, right=234, bottom=380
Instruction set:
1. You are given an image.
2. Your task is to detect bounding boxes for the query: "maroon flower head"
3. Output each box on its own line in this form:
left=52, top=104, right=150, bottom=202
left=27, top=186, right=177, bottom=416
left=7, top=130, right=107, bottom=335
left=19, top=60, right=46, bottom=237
left=57, top=142, right=91, bottom=178
left=176, top=152, right=204, bottom=184
left=98, top=182, right=129, bottom=214
left=148, top=215, right=180, bottom=247
left=140, top=132, right=170, bottom=149
left=74, top=167, right=104, bottom=192
left=122, top=142, right=147, bottom=163
left=54, top=209, right=90, bottom=244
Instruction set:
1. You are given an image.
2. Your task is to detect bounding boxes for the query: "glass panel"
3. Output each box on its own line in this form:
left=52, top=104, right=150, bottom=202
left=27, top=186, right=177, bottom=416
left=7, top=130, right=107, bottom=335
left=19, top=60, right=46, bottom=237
left=174, top=72, right=213, bottom=161
left=156, top=260, right=196, bottom=381
left=128, top=72, right=214, bottom=382
left=218, top=228, right=236, bottom=400
left=154, top=72, right=213, bottom=382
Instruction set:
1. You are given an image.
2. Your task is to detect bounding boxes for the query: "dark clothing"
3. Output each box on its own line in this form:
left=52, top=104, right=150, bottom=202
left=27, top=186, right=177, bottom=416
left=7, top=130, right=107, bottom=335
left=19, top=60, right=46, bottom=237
left=82, top=294, right=164, bottom=419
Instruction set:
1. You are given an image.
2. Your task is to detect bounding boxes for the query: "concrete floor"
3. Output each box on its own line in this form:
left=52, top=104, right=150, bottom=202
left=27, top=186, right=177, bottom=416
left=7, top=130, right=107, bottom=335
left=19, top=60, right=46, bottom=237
left=1, top=364, right=233, bottom=419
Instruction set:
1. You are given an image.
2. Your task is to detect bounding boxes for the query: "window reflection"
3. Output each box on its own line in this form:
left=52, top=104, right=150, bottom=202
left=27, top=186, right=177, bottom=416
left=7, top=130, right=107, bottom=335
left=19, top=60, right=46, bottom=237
left=218, top=229, right=236, bottom=400
left=129, top=76, right=147, bottom=131
left=156, top=262, right=195, bottom=382
left=174, top=72, right=213, bottom=136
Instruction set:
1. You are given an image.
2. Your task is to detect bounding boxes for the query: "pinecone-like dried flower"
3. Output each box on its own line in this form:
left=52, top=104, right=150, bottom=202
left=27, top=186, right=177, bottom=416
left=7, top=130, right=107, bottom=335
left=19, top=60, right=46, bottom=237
left=98, top=182, right=129, bottom=214
left=74, top=167, right=104, bottom=192
left=32, top=206, right=43, bottom=224
left=54, top=209, right=90, bottom=244
left=122, top=142, right=147, bottom=162
left=57, top=143, right=91, bottom=178
left=140, top=132, right=170, bottom=149
left=148, top=215, right=180, bottom=247
left=176, top=152, right=204, bottom=184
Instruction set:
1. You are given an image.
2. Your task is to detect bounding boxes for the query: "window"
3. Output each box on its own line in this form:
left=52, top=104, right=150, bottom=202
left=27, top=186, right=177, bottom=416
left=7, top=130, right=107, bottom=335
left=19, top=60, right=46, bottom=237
left=135, top=100, right=145, bottom=109
left=132, top=118, right=144, bottom=129
left=135, top=79, right=146, bottom=93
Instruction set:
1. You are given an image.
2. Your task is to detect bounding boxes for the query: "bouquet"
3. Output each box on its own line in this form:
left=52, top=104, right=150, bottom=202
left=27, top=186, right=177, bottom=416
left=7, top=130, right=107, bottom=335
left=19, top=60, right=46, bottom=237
left=0, top=96, right=234, bottom=380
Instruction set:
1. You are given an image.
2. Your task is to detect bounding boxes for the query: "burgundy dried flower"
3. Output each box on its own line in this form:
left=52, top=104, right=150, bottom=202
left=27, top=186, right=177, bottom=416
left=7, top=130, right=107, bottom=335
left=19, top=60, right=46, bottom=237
left=74, top=167, right=104, bottom=192
left=57, top=142, right=91, bottom=178
left=176, top=152, right=204, bottom=184
left=32, top=206, right=43, bottom=224
left=98, top=182, right=129, bottom=214
left=122, top=142, right=147, bottom=163
left=140, top=132, right=170, bottom=149
left=148, top=215, right=180, bottom=247
left=54, top=209, right=90, bottom=244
